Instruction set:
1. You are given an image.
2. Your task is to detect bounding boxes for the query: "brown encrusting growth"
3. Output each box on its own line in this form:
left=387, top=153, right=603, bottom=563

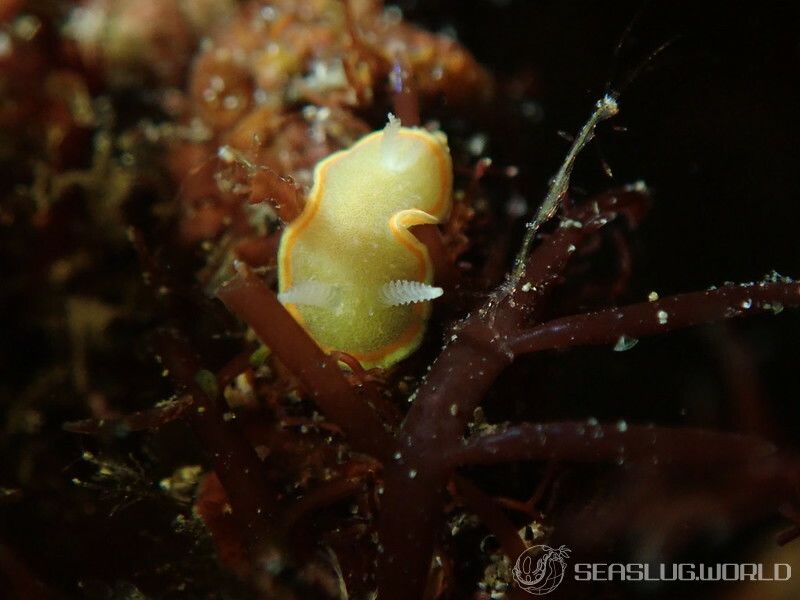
left=3, top=1, right=800, bottom=599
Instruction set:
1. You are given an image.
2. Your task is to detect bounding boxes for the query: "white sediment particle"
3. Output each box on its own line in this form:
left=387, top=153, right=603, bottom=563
left=303, top=59, right=348, bottom=93
left=223, top=95, right=240, bottom=110
left=260, top=5, right=277, bottom=20
left=506, top=193, right=527, bottom=218
left=0, top=32, right=11, bottom=58
left=217, top=145, right=236, bottom=162
left=63, top=8, right=102, bottom=45
left=210, top=75, right=225, bottom=91
left=626, top=180, right=648, bottom=193
left=656, top=310, right=668, bottom=325
left=467, top=133, right=488, bottom=156
left=559, top=218, right=583, bottom=229
left=613, top=335, right=638, bottom=352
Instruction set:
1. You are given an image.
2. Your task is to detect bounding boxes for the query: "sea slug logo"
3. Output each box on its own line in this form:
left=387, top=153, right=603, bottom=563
left=513, top=544, right=571, bottom=595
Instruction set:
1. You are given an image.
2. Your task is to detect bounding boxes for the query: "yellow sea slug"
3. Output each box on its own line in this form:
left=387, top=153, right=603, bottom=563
left=277, top=115, right=453, bottom=369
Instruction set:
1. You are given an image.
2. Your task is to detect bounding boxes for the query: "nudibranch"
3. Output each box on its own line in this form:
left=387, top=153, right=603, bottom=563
left=277, top=116, right=453, bottom=369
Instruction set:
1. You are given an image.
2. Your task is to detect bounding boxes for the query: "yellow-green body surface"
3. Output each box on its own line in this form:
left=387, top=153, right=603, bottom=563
left=277, top=117, right=453, bottom=369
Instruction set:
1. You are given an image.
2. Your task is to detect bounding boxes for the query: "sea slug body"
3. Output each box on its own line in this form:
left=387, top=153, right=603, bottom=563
left=277, top=115, right=453, bottom=369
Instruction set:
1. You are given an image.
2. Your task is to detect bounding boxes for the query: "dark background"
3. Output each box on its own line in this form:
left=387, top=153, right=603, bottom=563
left=395, top=0, right=800, bottom=445
left=401, top=1, right=800, bottom=598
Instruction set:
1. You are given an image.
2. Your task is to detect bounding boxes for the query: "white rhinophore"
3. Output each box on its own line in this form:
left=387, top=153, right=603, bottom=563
left=380, top=114, right=421, bottom=171
left=380, top=280, right=443, bottom=306
left=278, top=281, right=339, bottom=309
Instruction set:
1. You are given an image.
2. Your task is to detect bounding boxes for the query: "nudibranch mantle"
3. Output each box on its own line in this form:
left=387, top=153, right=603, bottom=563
left=278, top=116, right=453, bottom=369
